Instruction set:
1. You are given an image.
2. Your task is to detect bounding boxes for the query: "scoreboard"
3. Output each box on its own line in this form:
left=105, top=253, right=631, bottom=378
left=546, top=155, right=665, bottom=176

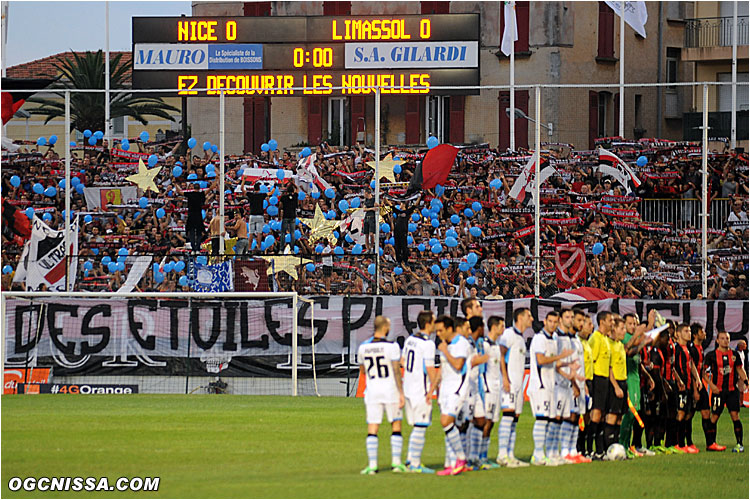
left=131, top=15, right=480, bottom=96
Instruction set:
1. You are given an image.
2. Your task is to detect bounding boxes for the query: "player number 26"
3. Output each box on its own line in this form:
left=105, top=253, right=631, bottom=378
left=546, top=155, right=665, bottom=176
left=366, top=355, right=390, bottom=379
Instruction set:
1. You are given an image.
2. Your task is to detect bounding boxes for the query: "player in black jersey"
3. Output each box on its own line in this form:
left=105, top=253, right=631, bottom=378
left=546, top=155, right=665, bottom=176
left=688, top=323, right=711, bottom=450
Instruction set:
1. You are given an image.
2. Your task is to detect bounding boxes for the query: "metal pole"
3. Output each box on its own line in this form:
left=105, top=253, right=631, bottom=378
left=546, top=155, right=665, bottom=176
left=656, top=2, right=664, bottom=138
left=292, top=293, right=298, bottom=396
left=534, top=86, right=541, bottom=297
left=105, top=0, right=110, bottom=146
left=510, top=0, right=516, bottom=151
left=731, top=0, right=738, bottom=149
left=65, top=91, right=71, bottom=292
left=374, top=88, right=381, bottom=295
left=219, top=90, right=225, bottom=255
left=701, top=84, right=708, bottom=298
left=619, top=0, right=625, bottom=138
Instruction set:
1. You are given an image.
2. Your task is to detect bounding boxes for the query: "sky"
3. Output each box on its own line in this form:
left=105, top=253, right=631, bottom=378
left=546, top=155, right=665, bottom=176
left=3, top=1, right=192, bottom=68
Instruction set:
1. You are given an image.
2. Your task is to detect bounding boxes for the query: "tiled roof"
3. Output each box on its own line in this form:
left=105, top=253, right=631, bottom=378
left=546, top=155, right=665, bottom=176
left=6, top=51, right=132, bottom=83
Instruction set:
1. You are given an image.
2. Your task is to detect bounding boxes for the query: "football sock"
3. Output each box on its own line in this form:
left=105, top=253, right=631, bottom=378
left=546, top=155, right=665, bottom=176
left=570, top=422, right=580, bottom=455
left=444, top=434, right=456, bottom=467
left=480, top=436, right=490, bottom=460
left=685, top=416, right=694, bottom=446
left=620, top=412, right=634, bottom=447
left=509, top=418, right=518, bottom=457
left=407, top=425, right=427, bottom=467
left=578, top=421, right=588, bottom=453
left=533, top=419, right=547, bottom=458
left=545, top=419, right=558, bottom=457
left=645, top=414, right=654, bottom=448
left=559, top=420, right=572, bottom=456
left=444, top=424, right=466, bottom=461
left=366, top=434, right=378, bottom=469
left=460, top=430, right=469, bottom=459
left=497, top=415, right=513, bottom=459
left=665, top=419, right=677, bottom=447
left=677, top=419, right=686, bottom=447
left=604, top=423, right=617, bottom=449
left=733, top=419, right=743, bottom=446
left=702, top=417, right=714, bottom=446
left=632, top=420, right=644, bottom=449
left=593, top=421, right=605, bottom=454
left=469, top=424, right=483, bottom=462
left=391, top=432, right=403, bottom=465
left=588, top=421, right=598, bottom=454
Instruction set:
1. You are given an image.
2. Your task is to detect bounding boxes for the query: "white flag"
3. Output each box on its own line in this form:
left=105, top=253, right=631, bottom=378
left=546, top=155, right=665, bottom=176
left=605, top=1, right=648, bottom=38
left=501, top=1, right=518, bottom=56
left=508, top=155, right=555, bottom=205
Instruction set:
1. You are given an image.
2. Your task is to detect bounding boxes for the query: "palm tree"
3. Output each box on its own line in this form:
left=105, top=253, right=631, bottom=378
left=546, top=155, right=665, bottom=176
left=27, top=50, right=179, bottom=133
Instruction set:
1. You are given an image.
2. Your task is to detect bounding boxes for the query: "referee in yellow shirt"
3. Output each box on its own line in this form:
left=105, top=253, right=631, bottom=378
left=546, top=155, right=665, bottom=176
left=605, top=317, right=629, bottom=453
left=588, top=311, right=614, bottom=460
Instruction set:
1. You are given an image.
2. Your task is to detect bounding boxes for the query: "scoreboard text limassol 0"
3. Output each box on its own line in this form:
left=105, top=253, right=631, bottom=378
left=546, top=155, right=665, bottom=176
left=131, top=15, right=480, bottom=96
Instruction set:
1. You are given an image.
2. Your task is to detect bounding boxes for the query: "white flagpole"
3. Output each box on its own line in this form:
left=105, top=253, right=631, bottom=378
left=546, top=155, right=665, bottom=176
left=731, top=0, right=737, bottom=149
left=219, top=90, right=225, bottom=255
left=701, top=84, right=708, bottom=298
left=375, top=87, right=381, bottom=295
left=509, top=1, right=516, bottom=151
left=534, top=86, right=541, bottom=297
left=105, top=0, right=110, bottom=146
left=619, top=0, right=625, bottom=138
left=65, top=91, right=71, bottom=292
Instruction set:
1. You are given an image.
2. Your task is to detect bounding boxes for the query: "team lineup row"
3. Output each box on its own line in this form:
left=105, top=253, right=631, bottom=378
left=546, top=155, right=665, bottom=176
left=357, top=299, right=748, bottom=475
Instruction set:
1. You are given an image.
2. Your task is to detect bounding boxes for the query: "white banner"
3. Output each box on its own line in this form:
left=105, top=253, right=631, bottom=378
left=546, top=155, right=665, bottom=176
left=345, top=41, right=478, bottom=69
left=83, top=186, right=139, bottom=210
left=12, top=217, right=78, bottom=292
left=134, top=44, right=209, bottom=70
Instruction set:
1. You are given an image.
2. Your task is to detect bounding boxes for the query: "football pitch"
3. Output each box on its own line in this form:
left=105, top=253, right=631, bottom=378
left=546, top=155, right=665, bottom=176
left=2, top=395, right=748, bottom=498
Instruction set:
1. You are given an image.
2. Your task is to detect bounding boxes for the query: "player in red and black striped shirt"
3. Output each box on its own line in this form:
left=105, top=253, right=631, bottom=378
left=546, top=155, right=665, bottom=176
left=688, top=323, right=712, bottom=449
left=704, top=331, right=748, bottom=452
left=673, top=323, right=702, bottom=453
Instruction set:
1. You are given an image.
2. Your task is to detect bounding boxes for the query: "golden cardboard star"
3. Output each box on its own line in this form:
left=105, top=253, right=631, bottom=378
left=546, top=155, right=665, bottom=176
left=262, top=246, right=311, bottom=280
left=299, top=204, right=340, bottom=245
left=125, top=158, right=162, bottom=193
left=366, top=153, right=402, bottom=183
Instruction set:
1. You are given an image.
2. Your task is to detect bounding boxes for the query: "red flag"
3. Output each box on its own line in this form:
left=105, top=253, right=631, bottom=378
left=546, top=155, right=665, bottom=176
left=421, top=144, right=458, bottom=189
left=555, top=242, right=586, bottom=289
left=1, top=78, right=58, bottom=125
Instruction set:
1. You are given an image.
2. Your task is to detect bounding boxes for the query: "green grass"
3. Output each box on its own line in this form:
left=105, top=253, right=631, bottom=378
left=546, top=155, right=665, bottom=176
left=2, top=395, right=748, bottom=498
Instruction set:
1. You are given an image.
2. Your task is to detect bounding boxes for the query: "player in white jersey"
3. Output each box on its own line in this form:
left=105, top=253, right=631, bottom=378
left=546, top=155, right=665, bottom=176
left=497, top=307, right=533, bottom=468
left=357, top=316, right=405, bottom=475
left=568, top=308, right=591, bottom=463
left=528, top=311, right=573, bottom=466
left=434, top=315, right=471, bottom=476
left=466, top=317, right=490, bottom=470
left=553, top=309, right=584, bottom=463
left=478, top=316, right=504, bottom=470
left=400, top=310, right=438, bottom=474
left=453, top=317, right=474, bottom=463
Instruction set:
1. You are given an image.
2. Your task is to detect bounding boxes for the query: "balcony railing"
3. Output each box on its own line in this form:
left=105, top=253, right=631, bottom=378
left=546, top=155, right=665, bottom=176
left=685, top=16, right=749, bottom=48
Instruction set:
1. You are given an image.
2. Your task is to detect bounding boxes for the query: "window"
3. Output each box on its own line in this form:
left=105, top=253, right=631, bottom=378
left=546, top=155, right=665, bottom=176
left=420, top=1, right=450, bottom=14
left=243, top=2, right=270, bottom=16
left=112, top=116, right=125, bottom=135
left=666, top=47, right=680, bottom=89
left=597, top=2, right=615, bottom=60
left=634, top=94, right=643, bottom=130
left=327, top=97, right=349, bottom=146
left=718, top=72, right=750, bottom=111
left=598, top=92, right=610, bottom=138
left=323, top=1, right=351, bottom=16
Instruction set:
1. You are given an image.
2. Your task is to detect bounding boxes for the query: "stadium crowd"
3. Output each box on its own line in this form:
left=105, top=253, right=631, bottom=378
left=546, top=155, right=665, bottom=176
left=2, top=133, right=748, bottom=298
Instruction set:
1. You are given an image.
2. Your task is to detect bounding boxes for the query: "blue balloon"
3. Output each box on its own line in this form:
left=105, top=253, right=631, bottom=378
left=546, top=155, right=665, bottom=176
left=203, top=141, right=211, bottom=151
left=427, top=136, right=439, bottom=149
left=172, top=166, right=183, bottom=177
left=196, top=256, right=208, bottom=265
left=104, top=257, right=113, bottom=266
left=315, top=244, right=324, bottom=253
left=370, top=180, right=376, bottom=189
left=431, top=243, right=442, bottom=254
left=408, top=223, right=417, bottom=233
left=179, top=276, right=188, bottom=287
left=9, top=175, right=20, bottom=187
left=261, top=143, right=270, bottom=152
left=116, top=262, right=125, bottom=272
left=83, top=129, right=92, bottom=138
left=394, top=266, right=403, bottom=275
left=431, top=264, right=441, bottom=275
left=174, top=261, right=185, bottom=272
left=92, top=248, right=99, bottom=255
left=71, top=176, right=81, bottom=187
left=88, top=136, right=97, bottom=146
left=345, top=233, right=354, bottom=243
left=393, top=164, right=402, bottom=175
left=459, top=261, right=469, bottom=272
left=592, top=242, right=604, bottom=255
left=446, top=229, right=458, bottom=239
left=48, top=135, right=58, bottom=145
left=267, top=205, right=279, bottom=216
left=210, top=145, right=218, bottom=154
left=334, top=246, right=344, bottom=255
left=467, top=276, right=476, bottom=286
left=429, top=238, right=438, bottom=247
left=259, top=184, right=269, bottom=194
left=435, top=184, right=445, bottom=196
left=75, top=183, right=85, bottom=194
left=469, top=226, right=482, bottom=237
left=430, top=198, right=442, bottom=209
left=284, top=234, right=291, bottom=243
left=3, top=265, right=13, bottom=274
left=118, top=247, right=129, bottom=256
left=164, top=262, right=174, bottom=273
left=139, top=197, right=148, bottom=209
left=187, top=137, right=197, bottom=149
left=368, top=263, right=377, bottom=275
left=467, top=252, right=478, bottom=266
left=407, top=235, right=414, bottom=245
left=154, top=271, right=164, bottom=283
left=380, top=223, right=391, bottom=233
left=464, top=208, right=474, bottom=218
left=352, top=244, right=363, bottom=255
left=25, top=207, right=34, bottom=219
left=350, top=197, right=361, bottom=209
left=269, top=196, right=278, bottom=206
left=472, top=201, right=482, bottom=212
left=636, top=155, right=648, bottom=167
left=294, top=229, right=302, bottom=240
left=333, top=231, right=340, bottom=239
left=276, top=169, right=285, bottom=181
left=301, top=147, right=312, bottom=157
left=338, top=199, right=349, bottom=212
left=298, top=191, right=306, bottom=201
left=268, top=139, right=278, bottom=151
left=326, top=209, right=336, bottom=219
left=36, top=136, right=46, bottom=146
left=107, top=262, right=118, bottom=273
left=83, top=261, right=93, bottom=271
left=306, top=263, right=316, bottom=272
left=70, top=141, right=77, bottom=147
left=446, top=236, right=458, bottom=248
left=140, top=131, right=149, bottom=142
left=386, top=237, right=395, bottom=246
left=450, top=214, right=460, bottom=224
left=490, top=178, right=503, bottom=189
left=441, top=259, right=450, bottom=269
left=417, top=243, right=426, bottom=252
left=431, top=219, right=439, bottom=228
left=84, top=214, right=93, bottom=224
left=94, top=131, right=103, bottom=140
left=148, top=154, right=158, bottom=167
left=120, top=140, right=130, bottom=151
left=311, top=190, right=320, bottom=199
left=42, top=213, right=52, bottom=222
left=156, top=208, right=166, bottom=219
left=324, top=188, right=335, bottom=199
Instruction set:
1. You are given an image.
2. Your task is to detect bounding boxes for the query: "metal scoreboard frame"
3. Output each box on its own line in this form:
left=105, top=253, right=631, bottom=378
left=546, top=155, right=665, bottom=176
left=131, top=14, right=480, bottom=96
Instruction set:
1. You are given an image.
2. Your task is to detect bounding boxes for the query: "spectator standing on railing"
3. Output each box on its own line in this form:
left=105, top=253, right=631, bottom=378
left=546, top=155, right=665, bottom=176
left=280, top=182, right=298, bottom=245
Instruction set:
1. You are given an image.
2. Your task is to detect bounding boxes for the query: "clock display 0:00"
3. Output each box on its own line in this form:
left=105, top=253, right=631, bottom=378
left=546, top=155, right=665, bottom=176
left=293, top=47, right=334, bottom=68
